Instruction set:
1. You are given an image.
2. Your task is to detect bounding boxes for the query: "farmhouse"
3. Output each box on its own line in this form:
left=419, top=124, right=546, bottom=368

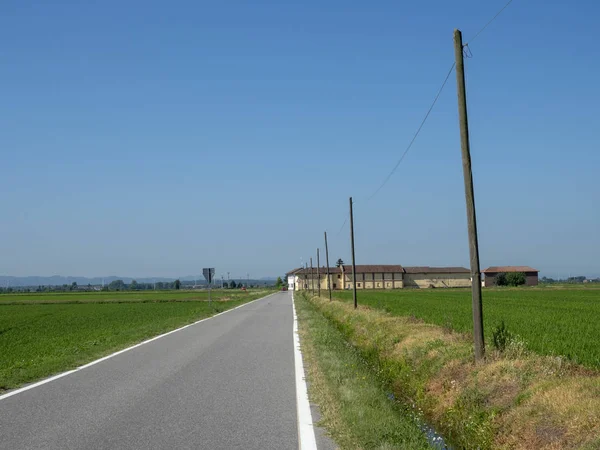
left=482, top=266, right=539, bottom=287
left=287, top=265, right=471, bottom=291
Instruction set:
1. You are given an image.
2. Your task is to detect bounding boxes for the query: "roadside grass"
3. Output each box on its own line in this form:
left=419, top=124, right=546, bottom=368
left=294, top=292, right=431, bottom=450
left=306, top=294, right=600, bottom=450
left=0, top=291, right=267, bottom=391
left=333, top=288, right=600, bottom=369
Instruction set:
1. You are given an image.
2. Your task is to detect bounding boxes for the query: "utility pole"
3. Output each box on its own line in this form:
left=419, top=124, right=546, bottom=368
left=349, top=197, right=357, bottom=309
left=305, top=263, right=308, bottom=290
left=454, top=28, right=484, bottom=361
left=310, top=257, right=314, bottom=295
left=316, top=248, right=321, bottom=297
left=324, top=231, right=332, bottom=301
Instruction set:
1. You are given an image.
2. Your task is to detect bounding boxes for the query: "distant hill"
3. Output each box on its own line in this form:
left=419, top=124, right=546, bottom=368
left=0, top=275, right=277, bottom=287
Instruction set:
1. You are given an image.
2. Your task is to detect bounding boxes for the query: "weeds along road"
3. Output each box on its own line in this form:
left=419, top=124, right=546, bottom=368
left=0, top=292, right=299, bottom=450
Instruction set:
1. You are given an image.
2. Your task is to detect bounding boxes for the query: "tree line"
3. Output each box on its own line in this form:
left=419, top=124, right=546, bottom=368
left=0, top=279, right=259, bottom=293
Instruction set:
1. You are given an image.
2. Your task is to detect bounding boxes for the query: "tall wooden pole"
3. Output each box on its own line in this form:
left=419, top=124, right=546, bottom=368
left=305, top=263, right=308, bottom=290
left=310, top=257, right=314, bottom=295
left=316, top=248, right=321, bottom=297
left=324, top=231, right=332, bottom=301
left=349, top=197, right=358, bottom=309
left=454, top=29, right=484, bottom=360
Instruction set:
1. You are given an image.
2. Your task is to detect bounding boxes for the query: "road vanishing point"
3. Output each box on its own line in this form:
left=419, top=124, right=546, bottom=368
left=0, top=292, right=317, bottom=450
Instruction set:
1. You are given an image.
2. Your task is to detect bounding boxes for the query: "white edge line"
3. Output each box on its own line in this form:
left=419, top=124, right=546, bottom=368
left=292, top=291, right=318, bottom=450
left=0, top=292, right=279, bottom=402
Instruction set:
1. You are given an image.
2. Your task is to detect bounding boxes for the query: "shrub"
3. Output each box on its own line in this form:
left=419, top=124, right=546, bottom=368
left=492, top=320, right=513, bottom=352
left=496, top=273, right=508, bottom=286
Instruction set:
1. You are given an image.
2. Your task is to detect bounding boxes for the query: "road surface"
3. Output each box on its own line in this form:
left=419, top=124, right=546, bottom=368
left=0, top=292, right=305, bottom=450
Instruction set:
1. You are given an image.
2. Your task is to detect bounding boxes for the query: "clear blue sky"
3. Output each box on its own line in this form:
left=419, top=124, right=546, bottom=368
left=1, top=0, right=599, bottom=279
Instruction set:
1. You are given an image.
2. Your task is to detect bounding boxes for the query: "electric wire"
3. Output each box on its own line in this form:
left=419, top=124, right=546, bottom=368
left=365, top=62, right=456, bottom=202
left=465, top=0, right=515, bottom=46
left=330, top=0, right=516, bottom=237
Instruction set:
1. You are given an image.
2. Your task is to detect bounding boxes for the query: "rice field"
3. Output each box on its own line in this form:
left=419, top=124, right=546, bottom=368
left=332, top=287, right=600, bottom=369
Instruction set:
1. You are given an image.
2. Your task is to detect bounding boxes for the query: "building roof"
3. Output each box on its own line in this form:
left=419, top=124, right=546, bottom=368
left=291, top=266, right=342, bottom=275
left=403, top=266, right=470, bottom=274
left=342, top=265, right=404, bottom=273
left=482, top=266, right=539, bottom=274
left=290, top=265, right=406, bottom=275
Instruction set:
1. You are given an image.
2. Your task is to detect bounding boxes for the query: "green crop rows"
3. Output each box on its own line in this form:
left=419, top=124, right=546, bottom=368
left=0, top=289, right=260, bottom=304
left=333, top=288, right=600, bottom=369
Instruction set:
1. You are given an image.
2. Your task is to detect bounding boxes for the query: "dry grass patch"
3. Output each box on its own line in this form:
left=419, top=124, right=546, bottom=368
left=309, top=295, right=600, bottom=450
left=498, top=377, right=600, bottom=449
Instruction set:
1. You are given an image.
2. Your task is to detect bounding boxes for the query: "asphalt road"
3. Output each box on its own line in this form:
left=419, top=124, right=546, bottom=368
left=0, top=292, right=300, bottom=450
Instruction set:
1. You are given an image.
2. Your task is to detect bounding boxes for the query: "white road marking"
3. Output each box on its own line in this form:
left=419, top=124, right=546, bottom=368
left=292, top=291, right=318, bottom=450
left=0, top=292, right=278, bottom=402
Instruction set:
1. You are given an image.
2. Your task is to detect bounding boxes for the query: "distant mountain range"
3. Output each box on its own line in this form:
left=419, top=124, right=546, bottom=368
left=0, top=275, right=278, bottom=287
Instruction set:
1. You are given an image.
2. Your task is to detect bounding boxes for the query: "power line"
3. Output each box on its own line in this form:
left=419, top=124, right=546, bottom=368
left=465, top=0, right=515, bottom=46
left=329, top=0, right=515, bottom=237
left=365, top=62, right=456, bottom=202
left=336, top=216, right=348, bottom=236
left=336, top=203, right=352, bottom=236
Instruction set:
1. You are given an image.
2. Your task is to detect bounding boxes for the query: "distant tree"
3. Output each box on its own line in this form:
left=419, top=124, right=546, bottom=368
left=275, top=277, right=283, bottom=288
left=505, top=272, right=526, bottom=287
left=130, top=280, right=138, bottom=290
left=70, top=282, right=77, bottom=291
left=108, top=280, right=126, bottom=291
left=175, top=279, right=181, bottom=290
left=336, top=259, right=344, bottom=268
left=229, top=280, right=237, bottom=289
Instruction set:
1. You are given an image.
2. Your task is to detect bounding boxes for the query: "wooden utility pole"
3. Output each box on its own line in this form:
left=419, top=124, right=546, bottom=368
left=305, top=263, right=308, bottom=290
left=324, top=231, right=332, bottom=301
left=349, top=197, right=358, bottom=309
left=454, top=29, right=485, bottom=360
left=310, top=257, right=314, bottom=295
left=316, top=248, right=321, bottom=297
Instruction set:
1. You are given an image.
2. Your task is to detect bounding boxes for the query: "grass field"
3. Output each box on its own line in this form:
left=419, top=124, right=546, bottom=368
left=0, top=289, right=268, bottom=391
left=333, top=288, right=600, bottom=369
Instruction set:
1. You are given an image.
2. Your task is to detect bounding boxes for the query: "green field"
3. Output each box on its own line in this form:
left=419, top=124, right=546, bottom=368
left=0, top=290, right=268, bottom=391
left=333, top=287, right=600, bottom=369
left=0, top=289, right=257, bottom=304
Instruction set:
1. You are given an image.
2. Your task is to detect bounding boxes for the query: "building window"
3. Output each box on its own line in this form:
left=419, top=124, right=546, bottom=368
left=377, top=283, right=381, bottom=288
left=357, top=283, right=361, bottom=287
left=337, top=274, right=341, bottom=279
